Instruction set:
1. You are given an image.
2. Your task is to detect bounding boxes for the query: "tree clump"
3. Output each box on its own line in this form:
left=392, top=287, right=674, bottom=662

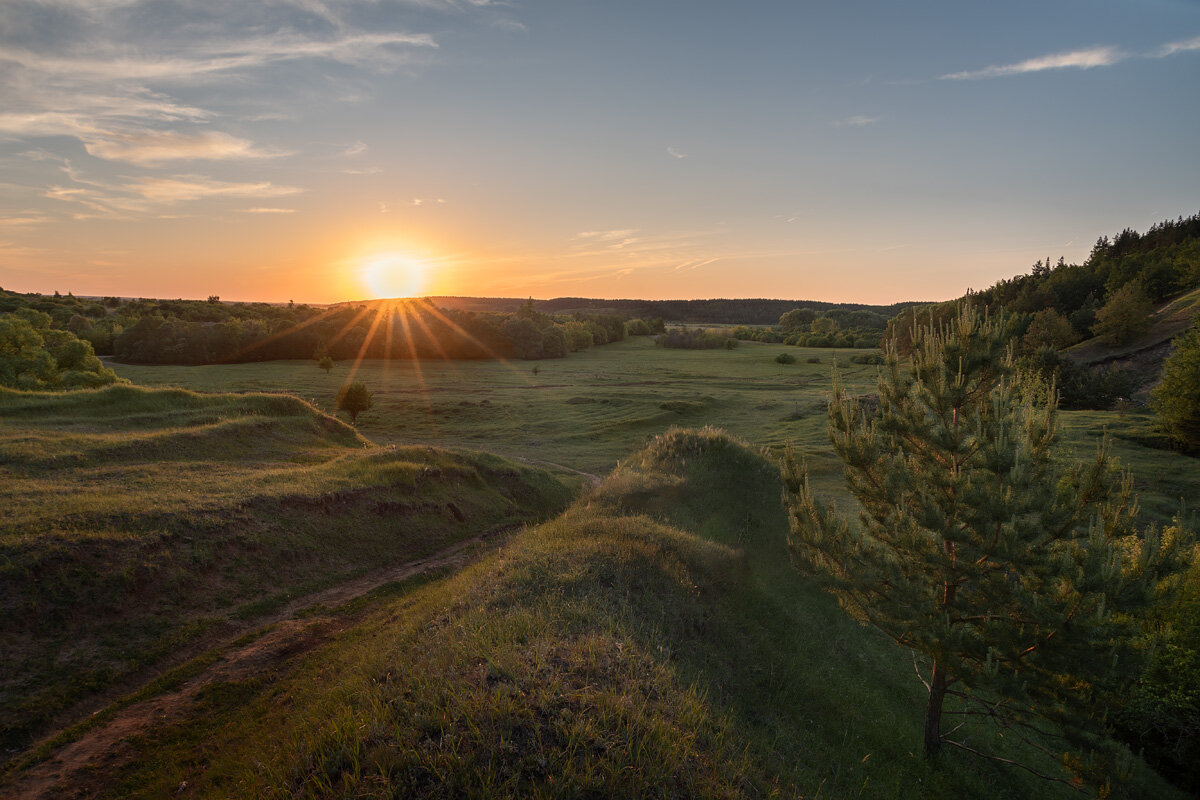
left=336, top=381, right=374, bottom=424
left=1093, top=282, right=1154, bottom=346
left=783, top=306, right=1191, bottom=789
left=1152, top=323, right=1200, bottom=451
left=0, top=309, right=122, bottom=390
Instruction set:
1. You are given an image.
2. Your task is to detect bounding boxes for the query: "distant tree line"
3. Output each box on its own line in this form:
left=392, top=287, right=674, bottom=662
left=431, top=295, right=921, bottom=326
left=725, top=306, right=890, bottom=349
left=0, top=291, right=630, bottom=365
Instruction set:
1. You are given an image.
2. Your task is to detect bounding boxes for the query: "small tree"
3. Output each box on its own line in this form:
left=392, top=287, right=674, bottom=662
left=782, top=306, right=1189, bottom=787
left=336, top=381, right=374, bottom=424
left=1094, top=282, right=1154, bottom=346
left=317, top=355, right=334, bottom=374
left=1152, top=324, right=1200, bottom=450
left=1020, top=308, right=1079, bottom=353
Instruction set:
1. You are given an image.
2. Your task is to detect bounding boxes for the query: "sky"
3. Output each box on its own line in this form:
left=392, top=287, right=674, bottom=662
left=1, top=0, right=1198, bottom=305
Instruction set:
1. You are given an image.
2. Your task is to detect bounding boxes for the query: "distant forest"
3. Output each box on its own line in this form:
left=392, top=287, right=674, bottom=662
left=0, top=292, right=635, bottom=365
left=427, top=296, right=922, bottom=325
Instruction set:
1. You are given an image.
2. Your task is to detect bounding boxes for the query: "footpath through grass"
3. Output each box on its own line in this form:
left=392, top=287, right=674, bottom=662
left=65, top=428, right=1182, bottom=799
left=0, top=384, right=572, bottom=757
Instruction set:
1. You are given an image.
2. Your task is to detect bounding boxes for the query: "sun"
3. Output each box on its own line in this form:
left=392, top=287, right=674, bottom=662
left=363, top=254, right=427, bottom=299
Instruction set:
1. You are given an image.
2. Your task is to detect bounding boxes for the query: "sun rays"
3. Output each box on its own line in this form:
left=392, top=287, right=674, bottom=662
left=221, top=297, right=544, bottom=437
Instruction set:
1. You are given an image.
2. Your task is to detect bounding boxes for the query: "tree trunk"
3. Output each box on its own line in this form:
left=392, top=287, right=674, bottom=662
left=924, top=659, right=946, bottom=758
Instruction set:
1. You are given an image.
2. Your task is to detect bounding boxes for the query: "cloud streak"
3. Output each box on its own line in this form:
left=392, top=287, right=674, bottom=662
left=1156, top=35, right=1200, bottom=57
left=82, top=131, right=285, bottom=164
left=942, top=33, right=1200, bottom=81
left=835, top=115, right=881, bottom=127
left=942, top=45, right=1125, bottom=80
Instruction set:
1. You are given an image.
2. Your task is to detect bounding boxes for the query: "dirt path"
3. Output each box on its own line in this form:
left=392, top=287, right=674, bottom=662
left=2, top=529, right=511, bottom=800
left=512, top=456, right=602, bottom=487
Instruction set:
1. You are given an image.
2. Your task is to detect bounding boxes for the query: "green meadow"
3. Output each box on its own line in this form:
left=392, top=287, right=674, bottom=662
left=1, top=335, right=1196, bottom=798
left=111, top=336, right=1199, bottom=524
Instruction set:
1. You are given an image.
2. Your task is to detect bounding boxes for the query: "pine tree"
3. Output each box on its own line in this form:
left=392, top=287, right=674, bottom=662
left=782, top=306, right=1189, bottom=787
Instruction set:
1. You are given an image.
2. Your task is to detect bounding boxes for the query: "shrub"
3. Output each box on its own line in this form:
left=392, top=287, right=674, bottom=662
left=336, top=382, right=374, bottom=424
left=774, top=352, right=796, bottom=364
left=1152, top=324, right=1200, bottom=450
left=656, top=328, right=727, bottom=350
left=625, top=318, right=652, bottom=336
left=317, top=356, right=334, bottom=373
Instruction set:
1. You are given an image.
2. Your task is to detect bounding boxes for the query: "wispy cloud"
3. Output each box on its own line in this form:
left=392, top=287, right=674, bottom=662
left=240, top=207, right=297, bottom=214
left=835, top=115, right=881, bottom=127
left=0, top=214, right=53, bottom=228
left=942, top=45, right=1126, bottom=80
left=41, top=169, right=303, bottom=219
left=0, top=0, right=458, bottom=213
left=125, top=176, right=303, bottom=203
left=1155, top=35, right=1200, bottom=57
left=667, top=146, right=687, bottom=159
left=83, top=131, right=284, bottom=164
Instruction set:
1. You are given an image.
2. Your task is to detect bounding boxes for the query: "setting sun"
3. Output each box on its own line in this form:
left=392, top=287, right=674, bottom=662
left=363, top=254, right=428, bottom=299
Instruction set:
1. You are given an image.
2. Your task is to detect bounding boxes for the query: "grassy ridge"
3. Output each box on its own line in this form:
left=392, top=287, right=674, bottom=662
left=84, top=429, right=1182, bottom=799
left=0, top=385, right=573, bottom=754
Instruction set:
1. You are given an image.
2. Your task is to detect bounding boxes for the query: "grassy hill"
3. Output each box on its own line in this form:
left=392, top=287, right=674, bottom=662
left=0, top=385, right=573, bottom=756
left=21, top=428, right=1178, bottom=799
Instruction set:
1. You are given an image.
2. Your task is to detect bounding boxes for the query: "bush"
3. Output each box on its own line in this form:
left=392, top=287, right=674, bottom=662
left=849, top=353, right=884, bottom=365
left=625, top=318, right=652, bottom=336
left=336, top=382, right=374, bottom=424
left=656, top=328, right=728, bottom=350
left=774, top=352, right=796, bottom=364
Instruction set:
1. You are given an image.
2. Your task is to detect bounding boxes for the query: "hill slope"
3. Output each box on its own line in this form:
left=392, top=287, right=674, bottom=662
left=25, top=428, right=1177, bottom=799
left=0, top=385, right=573, bottom=756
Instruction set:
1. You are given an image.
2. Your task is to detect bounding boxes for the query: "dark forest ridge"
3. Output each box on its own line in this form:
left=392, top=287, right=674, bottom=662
left=347, top=296, right=927, bottom=325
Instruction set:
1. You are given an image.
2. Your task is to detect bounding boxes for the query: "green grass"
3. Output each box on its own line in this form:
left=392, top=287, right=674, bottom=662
left=109, top=337, right=1200, bottom=526
left=0, top=384, right=573, bottom=755
left=109, top=337, right=883, bottom=477
left=85, top=429, right=1183, bottom=799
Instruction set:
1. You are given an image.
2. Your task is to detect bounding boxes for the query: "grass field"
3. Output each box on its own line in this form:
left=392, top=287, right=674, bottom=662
left=4, top=337, right=1195, bottom=796
left=0, top=385, right=572, bottom=756
left=65, top=429, right=1182, bottom=799
left=111, top=336, right=1200, bottom=525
